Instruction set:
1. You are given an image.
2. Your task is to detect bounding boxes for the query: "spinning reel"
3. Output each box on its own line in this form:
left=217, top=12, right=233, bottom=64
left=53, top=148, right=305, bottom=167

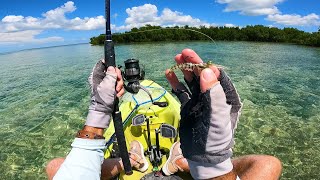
left=122, top=59, right=145, bottom=94
left=121, top=59, right=168, bottom=107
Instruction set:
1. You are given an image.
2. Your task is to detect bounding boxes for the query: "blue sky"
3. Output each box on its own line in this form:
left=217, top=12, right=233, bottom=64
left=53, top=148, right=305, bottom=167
left=0, top=0, right=319, bottom=53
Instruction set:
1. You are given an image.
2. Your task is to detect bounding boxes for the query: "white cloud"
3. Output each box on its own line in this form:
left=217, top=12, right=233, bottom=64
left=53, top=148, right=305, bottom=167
left=0, top=30, right=63, bottom=44
left=2, top=15, right=24, bottom=23
left=216, top=0, right=320, bottom=28
left=216, top=0, right=284, bottom=16
left=224, top=23, right=236, bottom=27
left=42, top=1, right=76, bottom=21
left=116, top=4, right=212, bottom=31
left=0, top=1, right=105, bottom=44
left=0, top=2, right=231, bottom=44
left=160, top=8, right=208, bottom=26
left=1, top=2, right=212, bottom=42
left=125, top=4, right=159, bottom=26
left=0, top=1, right=105, bottom=32
left=68, top=16, right=105, bottom=30
left=266, top=13, right=320, bottom=26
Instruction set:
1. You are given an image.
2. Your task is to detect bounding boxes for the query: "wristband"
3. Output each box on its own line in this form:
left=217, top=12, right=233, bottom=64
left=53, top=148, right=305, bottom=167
left=76, top=130, right=105, bottom=139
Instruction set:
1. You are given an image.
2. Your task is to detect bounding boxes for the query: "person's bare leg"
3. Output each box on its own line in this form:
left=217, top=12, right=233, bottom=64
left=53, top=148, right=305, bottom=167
left=46, top=157, right=139, bottom=180
left=163, top=154, right=282, bottom=180
left=101, top=158, right=123, bottom=180
left=46, top=154, right=281, bottom=180
left=101, top=141, right=149, bottom=179
left=46, top=141, right=148, bottom=180
left=46, top=157, right=124, bottom=180
left=45, top=158, right=65, bottom=180
left=232, top=155, right=282, bottom=180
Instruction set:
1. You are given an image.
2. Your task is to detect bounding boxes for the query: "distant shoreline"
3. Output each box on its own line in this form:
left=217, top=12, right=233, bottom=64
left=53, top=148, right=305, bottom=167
left=90, top=25, right=320, bottom=48
left=0, top=43, right=89, bottom=55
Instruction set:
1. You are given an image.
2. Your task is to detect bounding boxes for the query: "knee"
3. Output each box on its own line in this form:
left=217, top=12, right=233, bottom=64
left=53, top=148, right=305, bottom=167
left=45, top=158, right=65, bottom=180
left=262, top=156, right=282, bottom=169
left=257, top=155, right=282, bottom=176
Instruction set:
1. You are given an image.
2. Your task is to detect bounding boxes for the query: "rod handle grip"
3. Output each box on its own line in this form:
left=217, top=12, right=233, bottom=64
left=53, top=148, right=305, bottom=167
left=104, top=40, right=115, bottom=67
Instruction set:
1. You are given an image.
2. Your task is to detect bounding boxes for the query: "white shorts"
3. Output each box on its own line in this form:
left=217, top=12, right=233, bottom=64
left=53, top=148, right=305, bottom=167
left=187, top=158, right=239, bottom=180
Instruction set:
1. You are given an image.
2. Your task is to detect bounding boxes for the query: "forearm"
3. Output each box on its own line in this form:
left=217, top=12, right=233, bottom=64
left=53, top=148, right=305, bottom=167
left=53, top=126, right=106, bottom=180
left=53, top=60, right=120, bottom=179
left=207, top=74, right=240, bottom=180
left=206, top=83, right=233, bottom=152
left=183, top=83, right=237, bottom=179
left=218, top=69, right=242, bottom=131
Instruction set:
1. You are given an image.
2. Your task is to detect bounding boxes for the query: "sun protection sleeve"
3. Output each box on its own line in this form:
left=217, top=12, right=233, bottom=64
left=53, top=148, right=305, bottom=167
left=179, top=82, right=234, bottom=179
left=218, top=69, right=242, bottom=133
left=53, top=138, right=106, bottom=180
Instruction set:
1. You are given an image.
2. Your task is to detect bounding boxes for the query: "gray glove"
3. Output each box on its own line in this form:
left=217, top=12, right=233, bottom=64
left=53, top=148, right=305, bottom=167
left=218, top=69, right=242, bottom=131
left=176, top=69, right=242, bottom=165
left=85, top=59, right=117, bottom=129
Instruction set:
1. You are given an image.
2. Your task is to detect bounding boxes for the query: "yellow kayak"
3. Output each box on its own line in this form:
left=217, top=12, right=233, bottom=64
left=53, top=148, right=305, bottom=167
left=104, top=79, right=190, bottom=179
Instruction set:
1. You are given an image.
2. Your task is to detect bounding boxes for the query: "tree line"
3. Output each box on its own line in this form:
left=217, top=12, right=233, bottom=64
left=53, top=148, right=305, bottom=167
left=90, top=25, right=320, bottom=47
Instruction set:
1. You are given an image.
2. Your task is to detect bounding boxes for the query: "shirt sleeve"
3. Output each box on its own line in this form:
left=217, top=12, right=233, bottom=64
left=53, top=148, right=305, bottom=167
left=53, top=138, right=106, bottom=180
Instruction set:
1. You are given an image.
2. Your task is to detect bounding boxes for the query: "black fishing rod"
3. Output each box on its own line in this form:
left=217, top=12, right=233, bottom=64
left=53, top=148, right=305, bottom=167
left=104, top=0, right=132, bottom=175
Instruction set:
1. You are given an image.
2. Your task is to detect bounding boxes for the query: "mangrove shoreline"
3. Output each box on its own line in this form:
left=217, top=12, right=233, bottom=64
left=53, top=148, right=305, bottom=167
left=90, top=25, right=320, bottom=47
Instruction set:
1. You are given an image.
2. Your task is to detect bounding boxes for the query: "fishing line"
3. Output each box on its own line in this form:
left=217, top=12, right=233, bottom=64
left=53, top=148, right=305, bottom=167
left=118, top=27, right=216, bottom=45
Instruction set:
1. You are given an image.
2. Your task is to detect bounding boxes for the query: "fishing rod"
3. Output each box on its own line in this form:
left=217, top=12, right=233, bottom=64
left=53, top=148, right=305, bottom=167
left=104, top=0, right=132, bottom=175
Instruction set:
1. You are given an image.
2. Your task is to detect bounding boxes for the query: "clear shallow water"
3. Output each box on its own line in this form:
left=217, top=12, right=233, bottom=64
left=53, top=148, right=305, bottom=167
left=0, top=42, right=319, bottom=179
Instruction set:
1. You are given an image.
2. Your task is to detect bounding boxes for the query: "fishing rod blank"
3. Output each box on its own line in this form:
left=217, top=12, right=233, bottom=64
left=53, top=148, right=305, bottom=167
left=104, top=0, right=132, bottom=175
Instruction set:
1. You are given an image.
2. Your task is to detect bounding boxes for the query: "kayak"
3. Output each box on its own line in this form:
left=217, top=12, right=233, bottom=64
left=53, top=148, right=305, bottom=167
left=104, top=79, right=191, bottom=179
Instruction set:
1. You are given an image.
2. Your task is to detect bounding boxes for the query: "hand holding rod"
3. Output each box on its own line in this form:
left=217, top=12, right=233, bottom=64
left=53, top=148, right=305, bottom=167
left=104, top=0, right=132, bottom=175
